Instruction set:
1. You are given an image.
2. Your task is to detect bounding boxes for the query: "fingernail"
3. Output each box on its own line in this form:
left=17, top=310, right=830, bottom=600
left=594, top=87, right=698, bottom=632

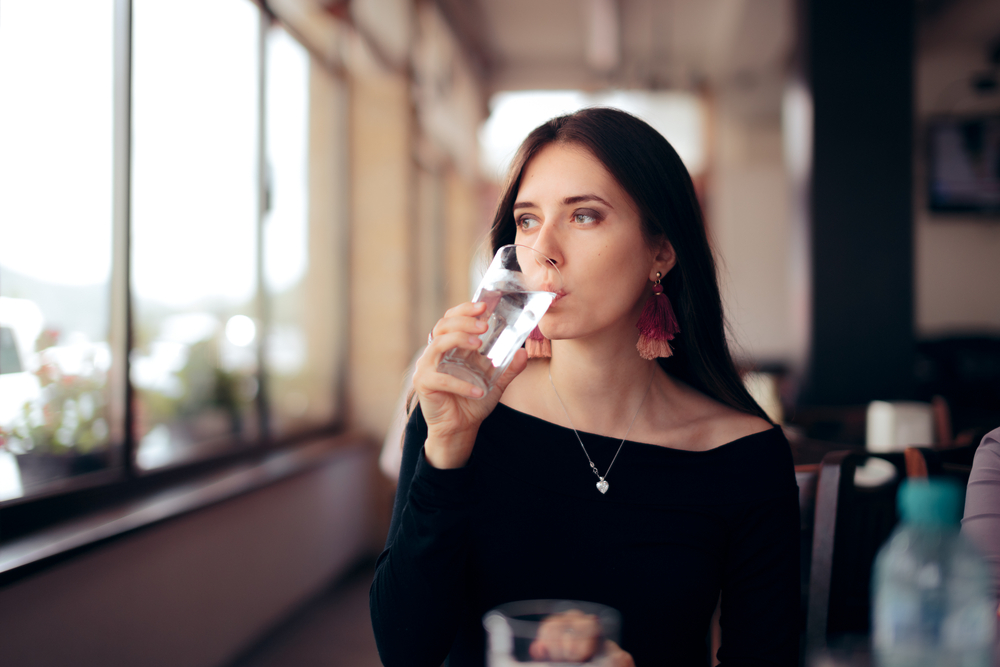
left=469, top=336, right=481, bottom=345
left=470, top=387, right=483, bottom=397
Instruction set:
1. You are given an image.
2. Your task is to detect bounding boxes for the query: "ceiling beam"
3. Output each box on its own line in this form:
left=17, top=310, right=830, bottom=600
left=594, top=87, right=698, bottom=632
left=433, top=0, right=496, bottom=81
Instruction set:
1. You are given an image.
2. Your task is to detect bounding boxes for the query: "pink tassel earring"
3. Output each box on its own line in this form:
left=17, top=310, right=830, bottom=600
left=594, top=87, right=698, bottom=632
left=636, top=271, right=680, bottom=360
left=526, top=326, right=551, bottom=358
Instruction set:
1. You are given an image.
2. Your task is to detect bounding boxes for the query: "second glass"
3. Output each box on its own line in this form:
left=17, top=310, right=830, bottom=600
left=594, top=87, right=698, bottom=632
left=483, top=599, right=622, bottom=665
left=437, top=244, right=562, bottom=396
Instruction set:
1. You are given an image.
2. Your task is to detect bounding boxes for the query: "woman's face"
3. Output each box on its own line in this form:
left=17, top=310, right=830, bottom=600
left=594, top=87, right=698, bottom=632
left=513, top=141, right=673, bottom=343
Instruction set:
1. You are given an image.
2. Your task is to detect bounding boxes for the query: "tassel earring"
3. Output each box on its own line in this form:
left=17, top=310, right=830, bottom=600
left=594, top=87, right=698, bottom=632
left=526, top=326, right=551, bottom=358
left=636, top=271, right=680, bottom=360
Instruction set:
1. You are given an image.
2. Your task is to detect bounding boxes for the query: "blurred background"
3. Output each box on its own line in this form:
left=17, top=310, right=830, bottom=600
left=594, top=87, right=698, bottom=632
left=0, top=0, right=998, bottom=665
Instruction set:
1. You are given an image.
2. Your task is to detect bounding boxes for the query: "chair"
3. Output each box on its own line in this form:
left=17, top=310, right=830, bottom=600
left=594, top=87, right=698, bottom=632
left=803, top=450, right=905, bottom=658
left=915, top=336, right=1000, bottom=438
left=904, top=442, right=978, bottom=476
left=903, top=444, right=976, bottom=508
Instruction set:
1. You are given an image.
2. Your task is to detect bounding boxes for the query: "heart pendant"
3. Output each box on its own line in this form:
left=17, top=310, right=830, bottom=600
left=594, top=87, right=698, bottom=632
left=596, top=479, right=609, bottom=494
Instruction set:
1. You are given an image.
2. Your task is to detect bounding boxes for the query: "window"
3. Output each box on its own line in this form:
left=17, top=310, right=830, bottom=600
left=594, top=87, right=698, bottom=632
left=264, top=25, right=340, bottom=438
left=131, top=0, right=262, bottom=470
left=0, top=0, right=342, bottom=502
left=0, top=0, right=120, bottom=499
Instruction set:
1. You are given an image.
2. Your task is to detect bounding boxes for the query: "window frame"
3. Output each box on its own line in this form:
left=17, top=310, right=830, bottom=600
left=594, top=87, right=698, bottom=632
left=0, top=0, right=347, bottom=525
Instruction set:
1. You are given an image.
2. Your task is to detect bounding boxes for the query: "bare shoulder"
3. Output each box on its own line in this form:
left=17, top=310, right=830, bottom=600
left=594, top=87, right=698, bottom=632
left=700, top=408, right=774, bottom=449
left=664, top=379, right=773, bottom=451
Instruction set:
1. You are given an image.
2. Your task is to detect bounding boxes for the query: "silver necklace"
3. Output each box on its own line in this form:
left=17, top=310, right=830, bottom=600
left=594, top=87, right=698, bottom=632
left=547, top=368, right=655, bottom=495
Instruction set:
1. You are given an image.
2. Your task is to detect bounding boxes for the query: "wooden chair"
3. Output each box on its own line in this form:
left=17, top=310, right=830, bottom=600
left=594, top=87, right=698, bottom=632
left=904, top=443, right=977, bottom=480
left=803, top=450, right=905, bottom=659
left=903, top=444, right=975, bottom=517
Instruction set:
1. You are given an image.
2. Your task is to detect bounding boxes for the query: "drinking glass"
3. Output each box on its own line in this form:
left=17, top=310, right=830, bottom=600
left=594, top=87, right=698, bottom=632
left=437, top=244, right=562, bottom=396
left=483, top=599, right=622, bottom=666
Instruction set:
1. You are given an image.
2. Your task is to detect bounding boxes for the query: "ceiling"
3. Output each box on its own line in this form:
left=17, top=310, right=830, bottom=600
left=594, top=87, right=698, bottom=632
left=437, top=0, right=794, bottom=95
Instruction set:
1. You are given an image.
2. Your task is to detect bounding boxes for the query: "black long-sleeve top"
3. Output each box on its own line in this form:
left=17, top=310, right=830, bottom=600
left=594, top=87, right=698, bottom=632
left=371, top=403, right=800, bottom=666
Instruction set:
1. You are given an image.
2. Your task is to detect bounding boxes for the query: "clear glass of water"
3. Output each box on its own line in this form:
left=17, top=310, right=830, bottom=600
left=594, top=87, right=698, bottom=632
left=437, top=244, right=562, bottom=396
left=483, top=599, right=622, bottom=666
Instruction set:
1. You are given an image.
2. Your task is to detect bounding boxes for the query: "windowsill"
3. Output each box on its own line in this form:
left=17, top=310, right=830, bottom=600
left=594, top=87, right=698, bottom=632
left=0, top=432, right=370, bottom=587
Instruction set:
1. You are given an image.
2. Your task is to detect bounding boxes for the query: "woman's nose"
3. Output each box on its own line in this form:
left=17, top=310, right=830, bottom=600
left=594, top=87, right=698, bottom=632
left=529, top=221, right=563, bottom=268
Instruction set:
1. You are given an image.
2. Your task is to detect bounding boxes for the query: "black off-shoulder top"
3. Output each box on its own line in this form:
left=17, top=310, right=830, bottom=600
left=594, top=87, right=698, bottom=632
left=371, top=403, right=800, bottom=667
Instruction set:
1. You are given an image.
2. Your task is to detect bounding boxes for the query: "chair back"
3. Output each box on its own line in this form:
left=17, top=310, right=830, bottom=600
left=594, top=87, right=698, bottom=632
left=804, top=450, right=905, bottom=657
left=903, top=445, right=975, bottom=509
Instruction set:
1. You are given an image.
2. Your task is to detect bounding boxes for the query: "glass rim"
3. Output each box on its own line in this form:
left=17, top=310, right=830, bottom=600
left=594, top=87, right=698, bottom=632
left=495, top=243, right=563, bottom=283
left=483, top=598, right=621, bottom=637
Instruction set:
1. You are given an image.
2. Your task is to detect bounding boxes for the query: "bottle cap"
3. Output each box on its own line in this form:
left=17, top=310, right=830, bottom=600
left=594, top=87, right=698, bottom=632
left=897, top=478, right=963, bottom=526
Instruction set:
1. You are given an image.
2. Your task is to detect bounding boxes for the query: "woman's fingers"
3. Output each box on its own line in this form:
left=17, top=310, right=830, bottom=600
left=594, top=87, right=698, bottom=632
left=414, top=330, right=489, bottom=401
left=443, top=300, right=486, bottom=318
left=416, top=368, right=483, bottom=399
left=604, top=640, right=636, bottom=667
left=528, top=611, right=601, bottom=663
left=418, top=331, right=484, bottom=369
left=431, top=301, right=487, bottom=338
left=490, top=348, right=527, bottom=396
left=430, top=312, right=487, bottom=341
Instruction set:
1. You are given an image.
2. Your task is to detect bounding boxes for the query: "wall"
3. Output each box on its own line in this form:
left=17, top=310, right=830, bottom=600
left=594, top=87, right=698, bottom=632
left=344, top=1, right=488, bottom=440
left=302, top=54, right=350, bottom=428
left=347, top=31, right=417, bottom=439
left=714, top=1, right=1000, bottom=371
left=0, top=446, right=374, bottom=667
left=710, top=87, right=795, bottom=366
left=914, top=39, right=1000, bottom=336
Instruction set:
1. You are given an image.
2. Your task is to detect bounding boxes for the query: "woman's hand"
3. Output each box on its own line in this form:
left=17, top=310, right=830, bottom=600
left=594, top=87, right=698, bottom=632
left=527, top=610, right=635, bottom=665
left=414, top=301, right=528, bottom=469
left=604, top=640, right=636, bottom=667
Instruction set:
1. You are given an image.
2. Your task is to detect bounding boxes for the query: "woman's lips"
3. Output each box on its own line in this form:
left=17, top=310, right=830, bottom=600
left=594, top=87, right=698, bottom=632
left=551, top=290, right=567, bottom=304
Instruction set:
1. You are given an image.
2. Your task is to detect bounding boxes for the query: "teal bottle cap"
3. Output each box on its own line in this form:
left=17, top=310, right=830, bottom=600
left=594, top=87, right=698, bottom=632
left=897, top=478, right=964, bottom=526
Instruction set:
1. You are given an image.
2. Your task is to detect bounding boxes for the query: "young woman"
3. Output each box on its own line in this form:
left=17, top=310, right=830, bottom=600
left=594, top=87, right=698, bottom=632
left=370, top=108, right=800, bottom=666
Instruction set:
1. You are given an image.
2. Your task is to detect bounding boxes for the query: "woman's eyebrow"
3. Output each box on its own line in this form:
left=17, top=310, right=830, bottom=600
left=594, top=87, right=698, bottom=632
left=512, top=195, right=612, bottom=211
left=563, top=194, right=612, bottom=208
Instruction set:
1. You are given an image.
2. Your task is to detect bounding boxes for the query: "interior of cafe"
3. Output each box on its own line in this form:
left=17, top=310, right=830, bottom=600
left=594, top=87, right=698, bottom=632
left=1, top=0, right=999, bottom=665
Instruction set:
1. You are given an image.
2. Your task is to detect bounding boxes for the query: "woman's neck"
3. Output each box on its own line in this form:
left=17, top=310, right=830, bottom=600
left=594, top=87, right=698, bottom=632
left=542, top=333, right=665, bottom=436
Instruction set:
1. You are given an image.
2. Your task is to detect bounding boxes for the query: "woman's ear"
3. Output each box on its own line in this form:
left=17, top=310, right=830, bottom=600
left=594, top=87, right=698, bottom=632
left=653, top=239, right=677, bottom=277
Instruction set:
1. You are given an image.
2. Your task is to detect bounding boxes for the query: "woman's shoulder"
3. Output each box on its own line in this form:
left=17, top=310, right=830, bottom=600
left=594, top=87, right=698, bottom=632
left=501, top=360, right=777, bottom=451
left=978, top=426, right=1000, bottom=453
left=484, top=402, right=795, bottom=507
left=678, top=406, right=773, bottom=452
left=970, top=426, right=1000, bottom=477
left=649, top=374, right=773, bottom=452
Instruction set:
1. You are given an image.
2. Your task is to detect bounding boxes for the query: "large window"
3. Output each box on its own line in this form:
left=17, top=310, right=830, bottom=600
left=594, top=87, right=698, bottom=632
left=0, top=0, right=119, bottom=499
left=0, top=1, right=341, bottom=501
left=264, top=27, right=339, bottom=438
left=131, top=0, right=262, bottom=470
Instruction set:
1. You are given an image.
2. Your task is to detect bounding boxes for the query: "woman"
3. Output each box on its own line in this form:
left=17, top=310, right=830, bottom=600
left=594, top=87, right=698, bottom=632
left=370, top=108, right=800, bottom=666
left=961, top=425, right=1000, bottom=664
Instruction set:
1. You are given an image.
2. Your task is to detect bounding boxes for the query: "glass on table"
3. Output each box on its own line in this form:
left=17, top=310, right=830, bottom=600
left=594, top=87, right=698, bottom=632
left=437, top=244, right=562, bottom=396
left=484, top=599, right=621, bottom=666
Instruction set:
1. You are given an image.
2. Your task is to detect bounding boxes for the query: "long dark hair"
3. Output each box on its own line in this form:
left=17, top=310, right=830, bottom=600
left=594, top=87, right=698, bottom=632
left=490, top=107, right=770, bottom=423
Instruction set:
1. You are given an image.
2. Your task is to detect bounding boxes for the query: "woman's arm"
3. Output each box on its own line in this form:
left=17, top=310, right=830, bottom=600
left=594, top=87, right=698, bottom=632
left=716, top=490, right=801, bottom=666
left=370, top=300, right=528, bottom=666
left=961, top=428, right=1000, bottom=617
left=369, top=406, right=476, bottom=667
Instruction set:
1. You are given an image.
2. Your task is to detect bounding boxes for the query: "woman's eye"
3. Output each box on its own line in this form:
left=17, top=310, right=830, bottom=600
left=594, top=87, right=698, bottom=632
left=518, top=216, right=539, bottom=231
left=573, top=211, right=599, bottom=225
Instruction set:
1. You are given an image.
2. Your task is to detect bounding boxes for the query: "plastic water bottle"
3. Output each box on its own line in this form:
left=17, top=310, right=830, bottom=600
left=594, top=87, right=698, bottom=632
left=872, top=479, right=996, bottom=667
